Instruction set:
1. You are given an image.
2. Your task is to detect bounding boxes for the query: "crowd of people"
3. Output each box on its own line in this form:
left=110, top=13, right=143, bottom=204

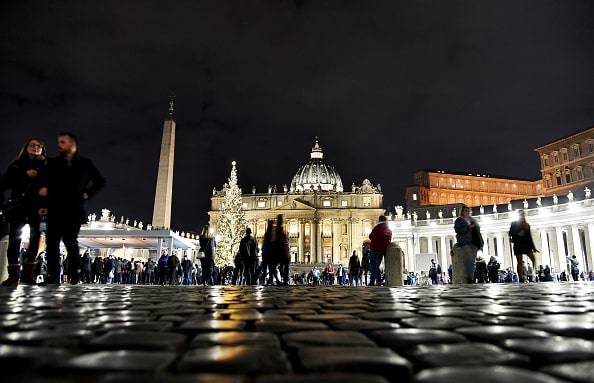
left=1, top=134, right=593, bottom=287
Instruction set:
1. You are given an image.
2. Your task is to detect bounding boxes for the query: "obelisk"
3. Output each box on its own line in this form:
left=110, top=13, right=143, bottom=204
left=152, top=96, right=176, bottom=229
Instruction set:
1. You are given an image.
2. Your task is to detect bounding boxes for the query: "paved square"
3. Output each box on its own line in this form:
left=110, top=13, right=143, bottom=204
left=1, top=283, right=594, bottom=382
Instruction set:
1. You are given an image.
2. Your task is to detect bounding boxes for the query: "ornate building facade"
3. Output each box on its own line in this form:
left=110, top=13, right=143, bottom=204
left=392, top=187, right=594, bottom=275
left=405, top=169, right=542, bottom=209
left=208, top=140, right=385, bottom=265
left=535, top=125, right=594, bottom=195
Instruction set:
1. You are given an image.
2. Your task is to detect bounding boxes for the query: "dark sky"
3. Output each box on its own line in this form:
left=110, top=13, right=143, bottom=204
left=2, top=1, right=594, bottom=231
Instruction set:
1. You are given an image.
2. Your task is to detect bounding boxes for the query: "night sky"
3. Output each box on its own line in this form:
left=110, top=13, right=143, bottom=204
left=2, top=1, right=594, bottom=231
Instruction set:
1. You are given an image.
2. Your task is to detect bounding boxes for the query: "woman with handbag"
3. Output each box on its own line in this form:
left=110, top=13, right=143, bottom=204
left=2, top=138, right=48, bottom=286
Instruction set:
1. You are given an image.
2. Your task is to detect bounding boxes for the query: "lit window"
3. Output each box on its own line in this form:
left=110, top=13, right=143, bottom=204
left=577, top=167, right=584, bottom=180
left=322, top=222, right=332, bottom=236
left=323, top=200, right=331, bottom=207
left=289, top=222, right=299, bottom=235
left=573, top=145, right=580, bottom=158
left=412, top=193, right=417, bottom=201
left=257, top=199, right=266, bottom=208
left=341, top=200, right=348, bottom=207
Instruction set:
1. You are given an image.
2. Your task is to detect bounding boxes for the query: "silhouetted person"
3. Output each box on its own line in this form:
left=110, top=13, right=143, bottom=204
left=41, top=132, right=105, bottom=284
left=81, top=251, right=91, bottom=283
left=1, top=138, right=47, bottom=286
left=454, top=206, right=484, bottom=284
left=181, top=255, right=193, bottom=285
left=260, top=220, right=275, bottom=285
left=157, top=251, right=169, bottom=285
left=349, top=250, right=361, bottom=286
left=273, top=215, right=290, bottom=285
left=361, top=241, right=370, bottom=285
left=239, top=227, right=258, bottom=285
left=487, top=256, right=500, bottom=283
left=199, top=224, right=216, bottom=285
left=509, top=210, right=539, bottom=283
left=474, top=256, right=488, bottom=283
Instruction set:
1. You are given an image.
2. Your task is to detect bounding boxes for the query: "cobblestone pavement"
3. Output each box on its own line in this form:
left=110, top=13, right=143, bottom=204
left=2, top=283, right=594, bottom=383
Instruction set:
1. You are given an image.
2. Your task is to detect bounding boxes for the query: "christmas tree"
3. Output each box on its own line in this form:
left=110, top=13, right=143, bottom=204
left=215, top=161, right=247, bottom=266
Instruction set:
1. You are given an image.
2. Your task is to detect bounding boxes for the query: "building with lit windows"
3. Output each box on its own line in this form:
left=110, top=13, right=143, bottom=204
left=208, top=140, right=385, bottom=265
left=536, top=125, right=594, bottom=196
left=405, top=170, right=542, bottom=210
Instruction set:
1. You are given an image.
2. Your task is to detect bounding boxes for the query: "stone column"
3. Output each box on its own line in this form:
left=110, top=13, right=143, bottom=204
left=317, top=221, right=323, bottom=263
left=299, top=220, right=305, bottom=263
left=482, top=234, right=490, bottom=258
left=406, top=236, right=415, bottom=272
left=439, top=235, right=448, bottom=270
left=332, top=220, right=341, bottom=263
left=496, top=233, right=505, bottom=267
left=555, top=226, right=566, bottom=273
left=539, top=229, right=551, bottom=267
left=588, top=223, right=594, bottom=273
left=310, top=220, right=318, bottom=264
left=426, top=236, right=433, bottom=254
left=571, top=225, right=584, bottom=271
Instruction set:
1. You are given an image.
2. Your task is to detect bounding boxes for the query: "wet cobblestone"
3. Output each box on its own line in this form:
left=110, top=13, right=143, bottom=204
left=1, top=283, right=594, bottom=382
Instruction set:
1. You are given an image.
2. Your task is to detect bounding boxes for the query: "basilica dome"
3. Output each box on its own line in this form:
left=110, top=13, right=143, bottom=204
left=290, top=139, right=344, bottom=193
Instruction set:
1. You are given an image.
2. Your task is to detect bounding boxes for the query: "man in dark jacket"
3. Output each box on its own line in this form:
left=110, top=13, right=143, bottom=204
left=181, top=255, right=193, bottom=285
left=81, top=251, right=91, bottom=283
left=239, top=227, right=258, bottom=285
left=368, top=215, right=392, bottom=286
left=348, top=251, right=361, bottom=286
left=41, top=133, right=105, bottom=284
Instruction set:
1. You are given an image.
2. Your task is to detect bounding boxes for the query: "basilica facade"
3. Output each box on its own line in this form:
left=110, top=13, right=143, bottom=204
left=208, top=140, right=385, bottom=265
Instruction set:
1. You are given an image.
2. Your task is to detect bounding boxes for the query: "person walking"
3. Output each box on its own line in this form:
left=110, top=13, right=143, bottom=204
left=168, top=252, right=180, bottom=285
left=114, top=257, right=122, bottom=284
left=272, top=214, right=290, bottom=285
left=239, top=227, right=258, bottom=285
left=1, top=138, right=48, bottom=286
left=145, top=258, right=155, bottom=285
left=199, top=224, right=216, bottom=285
left=80, top=251, right=91, bottom=283
left=508, top=210, right=539, bottom=283
left=157, top=250, right=169, bottom=285
left=474, top=256, right=488, bottom=283
left=368, top=215, right=393, bottom=286
left=361, top=240, right=371, bottom=285
left=453, top=206, right=484, bottom=284
left=259, top=220, right=275, bottom=285
left=348, top=250, right=361, bottom=286
left=568, top=255, right=580, bottom=281
left=181, top=255, right=193, bottom=285
left=41, top=132, right=105, bottom=284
